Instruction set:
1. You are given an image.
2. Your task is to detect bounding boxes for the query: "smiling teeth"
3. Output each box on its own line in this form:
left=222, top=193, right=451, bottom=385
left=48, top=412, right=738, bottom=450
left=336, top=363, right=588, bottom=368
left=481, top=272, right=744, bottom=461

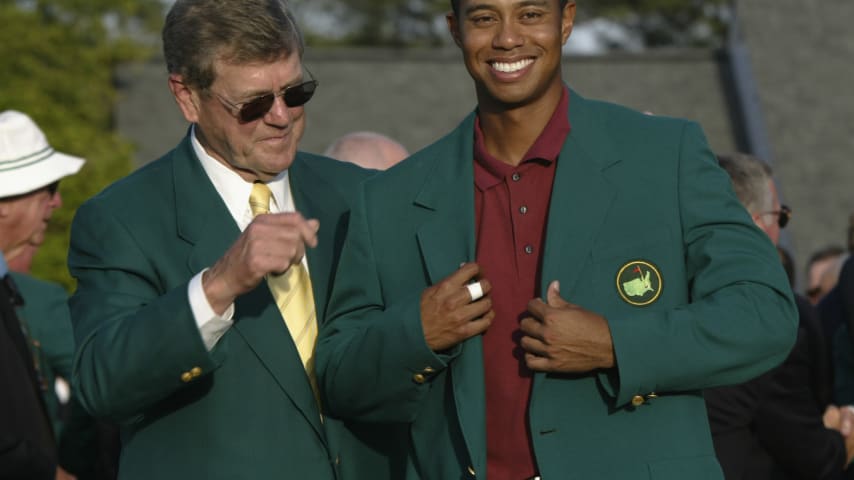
left=492, top=59, right=533, bottom=73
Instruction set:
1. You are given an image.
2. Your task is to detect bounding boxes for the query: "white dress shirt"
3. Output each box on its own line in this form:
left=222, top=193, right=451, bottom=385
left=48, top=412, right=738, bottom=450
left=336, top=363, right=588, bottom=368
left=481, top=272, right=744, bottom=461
left=186, top=125, right=300, bottom=350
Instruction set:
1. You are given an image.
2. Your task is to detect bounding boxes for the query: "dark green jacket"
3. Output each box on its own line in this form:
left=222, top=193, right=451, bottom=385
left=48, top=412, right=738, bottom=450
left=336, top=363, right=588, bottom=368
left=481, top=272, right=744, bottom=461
left=68, top=135, right=373, bottom=480
left=317, top=89, right=798, bottom=480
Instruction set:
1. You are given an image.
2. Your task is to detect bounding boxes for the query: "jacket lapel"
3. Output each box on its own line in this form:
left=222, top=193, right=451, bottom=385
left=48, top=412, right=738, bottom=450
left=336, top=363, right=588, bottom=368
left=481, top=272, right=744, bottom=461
left=173, top=138, right=325, bottom=439
left=173, top=137, right=241, bottom=273
left=429, top=91, right=622, bottom=475
left=231, top=290, right=325, bottom=439
left=541, top=90, right=620, bottom=297
left=414, top=113, right=487, bottom=476
left=288, top=155, right=337, bottom=324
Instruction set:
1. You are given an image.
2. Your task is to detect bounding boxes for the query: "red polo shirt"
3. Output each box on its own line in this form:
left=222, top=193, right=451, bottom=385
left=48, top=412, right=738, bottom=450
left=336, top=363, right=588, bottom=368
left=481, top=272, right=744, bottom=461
left=474, top=87, right=570, bottom=480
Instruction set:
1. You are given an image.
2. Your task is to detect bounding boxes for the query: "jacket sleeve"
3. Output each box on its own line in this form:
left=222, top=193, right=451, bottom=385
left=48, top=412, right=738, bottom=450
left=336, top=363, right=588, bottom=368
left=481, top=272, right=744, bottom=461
left=68, top=199, right=217, bottom=422
left=603, top=121, right=798, bottom=407
left=316, top=187, right=455, bottom=423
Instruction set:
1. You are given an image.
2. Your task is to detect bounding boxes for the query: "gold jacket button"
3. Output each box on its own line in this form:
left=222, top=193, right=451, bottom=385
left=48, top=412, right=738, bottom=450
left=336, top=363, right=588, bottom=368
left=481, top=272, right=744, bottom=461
left=423, top=366, right=435, bottom=374
left=190, top=366, right=202, bottom=377
left=180, top=372, right=193, bottom=383
left=413, top=373, right=426, bottom=384
left=467, top=465, right=476, bottom=476
left=631, top=395, right=645, bottom=407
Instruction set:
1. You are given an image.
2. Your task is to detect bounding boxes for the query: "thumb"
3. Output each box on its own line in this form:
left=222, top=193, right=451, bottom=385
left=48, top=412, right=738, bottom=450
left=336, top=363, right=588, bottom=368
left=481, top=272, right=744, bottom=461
left=546, top=280, right=571, bottom=308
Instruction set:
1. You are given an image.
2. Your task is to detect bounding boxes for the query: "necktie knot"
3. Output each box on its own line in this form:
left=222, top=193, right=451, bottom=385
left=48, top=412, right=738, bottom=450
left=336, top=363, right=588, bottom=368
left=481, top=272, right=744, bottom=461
left=249, top=182, right=272, bottom=217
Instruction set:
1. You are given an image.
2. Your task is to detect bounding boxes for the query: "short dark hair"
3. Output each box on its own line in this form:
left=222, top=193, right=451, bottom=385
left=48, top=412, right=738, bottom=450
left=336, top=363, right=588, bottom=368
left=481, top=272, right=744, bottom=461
left=450, top=0, right=570, bottom=16
left=163, top=0, right=304, bottom=90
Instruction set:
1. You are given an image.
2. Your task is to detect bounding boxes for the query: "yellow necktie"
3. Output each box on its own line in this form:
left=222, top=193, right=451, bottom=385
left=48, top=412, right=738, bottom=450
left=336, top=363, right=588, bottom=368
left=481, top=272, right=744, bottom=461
left=248, top=182, right=319, bottom=399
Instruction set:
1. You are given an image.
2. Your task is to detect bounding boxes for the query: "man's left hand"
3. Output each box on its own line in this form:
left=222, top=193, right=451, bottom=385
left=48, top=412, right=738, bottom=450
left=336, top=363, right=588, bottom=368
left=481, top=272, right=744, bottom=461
left=520, top=280, right=615, bottom=373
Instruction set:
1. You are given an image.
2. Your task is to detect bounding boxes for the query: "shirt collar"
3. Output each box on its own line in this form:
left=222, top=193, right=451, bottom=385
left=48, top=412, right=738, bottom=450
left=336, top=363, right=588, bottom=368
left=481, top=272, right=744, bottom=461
left=473, top=86, right=571, bottom=190
left=191, top=125, right=292, bottom=230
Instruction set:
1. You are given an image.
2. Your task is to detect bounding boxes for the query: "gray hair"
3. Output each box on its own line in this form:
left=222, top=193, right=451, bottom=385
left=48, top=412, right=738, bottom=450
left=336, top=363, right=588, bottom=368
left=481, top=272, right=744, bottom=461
left=716, top=152, right=774, bottom=215
left=163, top=0, right=304, bottom=90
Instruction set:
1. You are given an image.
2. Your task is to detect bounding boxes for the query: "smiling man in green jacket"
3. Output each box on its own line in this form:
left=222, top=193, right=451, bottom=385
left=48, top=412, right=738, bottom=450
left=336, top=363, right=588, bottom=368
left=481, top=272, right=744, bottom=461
left=67, top=1, right=380, bottom=479
left=316, top=0, right=798, bottom=479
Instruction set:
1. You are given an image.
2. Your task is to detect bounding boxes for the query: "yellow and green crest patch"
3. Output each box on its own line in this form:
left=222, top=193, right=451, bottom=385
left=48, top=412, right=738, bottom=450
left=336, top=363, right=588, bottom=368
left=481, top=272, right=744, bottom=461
left=616, top=260, right=662, bottom=306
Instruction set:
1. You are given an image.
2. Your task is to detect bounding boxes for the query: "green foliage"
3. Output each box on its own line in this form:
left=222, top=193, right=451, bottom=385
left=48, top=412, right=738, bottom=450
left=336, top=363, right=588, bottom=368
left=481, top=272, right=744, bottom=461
left=0, top=1, right=162, bottom=291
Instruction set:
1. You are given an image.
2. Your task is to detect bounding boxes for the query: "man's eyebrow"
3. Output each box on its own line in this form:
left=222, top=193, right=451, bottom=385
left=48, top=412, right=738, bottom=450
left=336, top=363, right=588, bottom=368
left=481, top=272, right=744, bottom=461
left=464, top=0, right=550, bottom=16
left=236, top=77, right=304, bottom=100
left=463, top=3, right=494, bottom=15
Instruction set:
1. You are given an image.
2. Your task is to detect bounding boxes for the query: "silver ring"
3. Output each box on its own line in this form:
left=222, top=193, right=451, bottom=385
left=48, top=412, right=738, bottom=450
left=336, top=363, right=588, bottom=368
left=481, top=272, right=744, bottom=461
left=466, top=281, right=483, bottom=302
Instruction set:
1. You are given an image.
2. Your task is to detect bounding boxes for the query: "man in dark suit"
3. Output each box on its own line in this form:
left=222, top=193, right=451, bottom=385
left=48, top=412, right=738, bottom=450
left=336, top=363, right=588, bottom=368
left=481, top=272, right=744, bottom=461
left=67, top=1, right=374, bottom=479
left=0, top=109, right=84, bottom=479
left=0, top=255, right=57, bottom=480
left=316, top=1, right=796, bottom=479
left=706, top=152, right=854, bottom=479
left=828, top=257, right=854, bottom=404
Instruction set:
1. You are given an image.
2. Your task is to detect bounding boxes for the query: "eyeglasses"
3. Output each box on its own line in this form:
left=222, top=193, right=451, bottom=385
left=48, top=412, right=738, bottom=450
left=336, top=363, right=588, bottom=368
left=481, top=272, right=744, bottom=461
left=210, top=68, right=318, bottom=123
left=759, top=204, right=791, bottom=229
left=46, top=181, right=59, bottom=196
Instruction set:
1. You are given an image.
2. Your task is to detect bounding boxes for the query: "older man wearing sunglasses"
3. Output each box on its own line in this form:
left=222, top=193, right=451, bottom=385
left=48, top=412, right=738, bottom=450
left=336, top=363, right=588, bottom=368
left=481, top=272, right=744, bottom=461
left=705, top=152, right=854, bottom=480
left=66, top=1, right=378, bottom=479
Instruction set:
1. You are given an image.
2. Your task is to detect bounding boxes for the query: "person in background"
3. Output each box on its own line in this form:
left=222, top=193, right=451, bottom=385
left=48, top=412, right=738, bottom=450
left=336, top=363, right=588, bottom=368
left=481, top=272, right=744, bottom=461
left=825, top=256, right=854, bottom=405
left=807, top=245, right=847, bottom=305
left=0, top=109, right=82, bottom=480
left=66, top=1, right=381, bottom=479
left=324, top=131, right=409, bottom=171
left=315, top=1, right=797, bottom=478
left=0, top=110, right=108, bottom=480
left=706, top=152, right=854, bottom=480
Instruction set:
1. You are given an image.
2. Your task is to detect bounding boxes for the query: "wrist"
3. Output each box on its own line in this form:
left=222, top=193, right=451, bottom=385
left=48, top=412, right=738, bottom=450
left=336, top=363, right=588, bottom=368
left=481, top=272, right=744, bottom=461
left=202, top=268, right=236, bottom=315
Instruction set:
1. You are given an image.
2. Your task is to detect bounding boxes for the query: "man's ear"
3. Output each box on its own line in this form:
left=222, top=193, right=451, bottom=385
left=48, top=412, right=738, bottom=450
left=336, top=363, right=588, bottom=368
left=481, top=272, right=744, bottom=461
left=561, top=1, right=577, bottom=45
left=168, top=74, right=201, bottom=124
left=447, top=12, right=463, bottom=48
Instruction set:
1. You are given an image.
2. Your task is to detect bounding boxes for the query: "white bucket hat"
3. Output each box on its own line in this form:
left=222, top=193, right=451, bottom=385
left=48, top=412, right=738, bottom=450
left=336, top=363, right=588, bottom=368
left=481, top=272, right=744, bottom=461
left=0, top=110, right=85, bottom=198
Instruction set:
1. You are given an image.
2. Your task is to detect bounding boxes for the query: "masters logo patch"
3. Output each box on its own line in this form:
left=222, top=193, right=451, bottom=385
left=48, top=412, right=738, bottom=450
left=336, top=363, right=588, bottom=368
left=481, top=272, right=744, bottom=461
left=616, top=260, right=662, bottom=306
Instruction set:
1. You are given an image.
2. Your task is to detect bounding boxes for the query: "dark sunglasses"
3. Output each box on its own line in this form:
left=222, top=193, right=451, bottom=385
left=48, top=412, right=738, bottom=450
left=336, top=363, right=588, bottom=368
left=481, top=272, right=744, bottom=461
left=4, top=180, right=60, bottom=201
left=211, top=68, right=318, bottom=123
left=777, top=205, right=791, bottom=228
left=760, top=204, right=791, bottom=229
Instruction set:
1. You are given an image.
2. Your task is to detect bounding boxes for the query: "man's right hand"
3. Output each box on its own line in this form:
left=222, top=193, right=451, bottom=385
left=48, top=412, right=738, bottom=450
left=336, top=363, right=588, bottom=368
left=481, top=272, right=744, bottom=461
left=421, top=262, right=494, bottom=351
left=202, top=212, right=319, bottom=314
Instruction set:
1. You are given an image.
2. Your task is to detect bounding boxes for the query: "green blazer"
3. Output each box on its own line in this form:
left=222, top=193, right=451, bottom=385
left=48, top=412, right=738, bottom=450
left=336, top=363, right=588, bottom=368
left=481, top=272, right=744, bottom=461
left=68, top=135, right=372, bottom=480
left=317, top=89, right=798, bottom=479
